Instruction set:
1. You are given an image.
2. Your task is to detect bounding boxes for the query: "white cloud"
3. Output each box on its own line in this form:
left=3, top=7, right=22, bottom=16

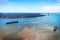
left=37, top=6, right=60, bottom=13
left=24, top=6, right=60, bottom=13
left=0, top=6, right=28, bottom=13
left=0, top=5, right=60, bottom=13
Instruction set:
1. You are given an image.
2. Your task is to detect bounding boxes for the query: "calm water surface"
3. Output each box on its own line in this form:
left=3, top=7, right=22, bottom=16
left=0, top=13, right=60, bottom=40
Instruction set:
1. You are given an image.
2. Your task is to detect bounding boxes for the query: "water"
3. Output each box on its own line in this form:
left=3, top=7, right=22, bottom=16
left=0, top=13, right=60, bottom=40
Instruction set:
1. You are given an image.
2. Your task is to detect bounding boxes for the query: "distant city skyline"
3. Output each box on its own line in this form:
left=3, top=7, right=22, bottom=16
left=0, top=0, right=60, bottom=13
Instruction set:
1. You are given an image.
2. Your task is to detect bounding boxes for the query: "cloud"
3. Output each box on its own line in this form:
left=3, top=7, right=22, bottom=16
left=22, top=6, right=60, bottom=13
left=0, top=6, right=28, bottom=13
left=38, top=6, right=60, bottom=13
left=0, top=5, right=60, bottom=13
left=0, top=0, right=8, bottom=3
left=30, top=6, right=60, bottom=13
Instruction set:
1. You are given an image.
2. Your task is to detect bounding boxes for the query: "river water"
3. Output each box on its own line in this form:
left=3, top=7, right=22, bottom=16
left=0, top=13, right=60, bottom=40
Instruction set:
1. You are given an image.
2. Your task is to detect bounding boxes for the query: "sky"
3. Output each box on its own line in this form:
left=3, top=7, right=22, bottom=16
left=0, top=0, right=60, bottom=13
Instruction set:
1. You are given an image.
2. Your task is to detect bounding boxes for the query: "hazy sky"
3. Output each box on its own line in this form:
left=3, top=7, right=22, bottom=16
left=0, top=0, right=60, bottom=13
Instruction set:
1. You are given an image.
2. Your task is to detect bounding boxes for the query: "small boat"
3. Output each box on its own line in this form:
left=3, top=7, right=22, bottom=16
left=53, top=26, right=57, bottom=31
left=6, top=21, right=19, bottom=24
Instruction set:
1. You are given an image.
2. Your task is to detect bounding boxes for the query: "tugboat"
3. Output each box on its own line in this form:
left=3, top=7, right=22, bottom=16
left=53, top=26, right=57, bottom=31
left=6, top=21, right=19, bottom=24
